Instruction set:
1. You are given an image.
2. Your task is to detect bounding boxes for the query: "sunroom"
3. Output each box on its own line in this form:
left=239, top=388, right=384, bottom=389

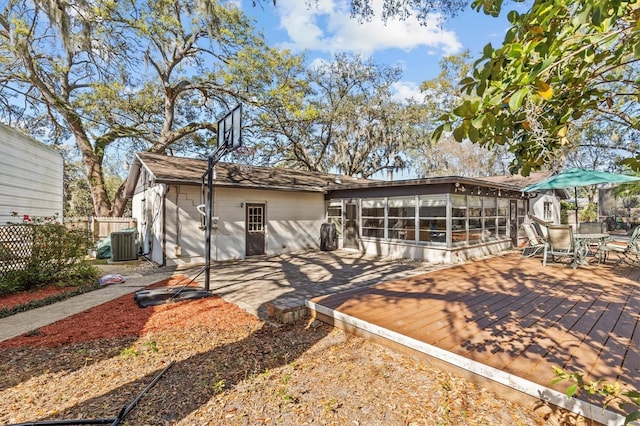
left=325, top=177, right=533, bottom=264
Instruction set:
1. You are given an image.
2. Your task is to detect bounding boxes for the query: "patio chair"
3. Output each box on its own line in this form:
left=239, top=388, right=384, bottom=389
left=528, top=213, right=552, bottom=238
left=521, top=223, right=546, bottom=257
left=579, top=222, right=606, bottom=234
left=599, top=226, right=640, bottom=266
left=543, top=225, right=579, bottom=268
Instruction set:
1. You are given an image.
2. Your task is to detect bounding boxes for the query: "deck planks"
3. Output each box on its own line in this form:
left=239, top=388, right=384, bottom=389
left=310, top=252, right=640, bottom=416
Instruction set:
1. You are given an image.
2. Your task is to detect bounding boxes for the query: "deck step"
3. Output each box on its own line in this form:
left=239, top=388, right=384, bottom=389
left=266, top=300, right=308, bottom=323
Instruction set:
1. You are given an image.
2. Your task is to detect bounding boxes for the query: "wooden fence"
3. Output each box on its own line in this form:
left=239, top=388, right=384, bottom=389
left=63, top=217, right=91, bottom=234
left=64, top=217, right=137, bottom=241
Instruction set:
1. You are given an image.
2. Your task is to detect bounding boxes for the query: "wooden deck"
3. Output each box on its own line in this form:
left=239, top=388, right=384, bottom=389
left=308, top=252, right=639, bottom=424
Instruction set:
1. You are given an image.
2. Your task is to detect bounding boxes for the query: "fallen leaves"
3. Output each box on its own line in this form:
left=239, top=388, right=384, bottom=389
left=0, top=280, right=545, bottom=425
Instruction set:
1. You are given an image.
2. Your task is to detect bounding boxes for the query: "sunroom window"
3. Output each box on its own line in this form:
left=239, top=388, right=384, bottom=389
left=483, top=196, right=498, bottom=240
left=362, top=199, right=385, bottom=238
left=418, top=195, right=446, bottom=243
left=468, top=196, right=483, bottom=243
left=388, top=197, right=416, bottom=241
left=451, top=194, right=467, bottom=245
left=497, top=198, right=509, bottom=238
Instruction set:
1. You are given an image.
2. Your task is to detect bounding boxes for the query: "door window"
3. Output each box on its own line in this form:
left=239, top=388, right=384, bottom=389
left=248, top=206, right=264, bottom=232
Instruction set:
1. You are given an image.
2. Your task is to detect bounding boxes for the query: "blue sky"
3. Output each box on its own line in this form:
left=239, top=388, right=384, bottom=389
left=241, top=0, right=519, bottom=100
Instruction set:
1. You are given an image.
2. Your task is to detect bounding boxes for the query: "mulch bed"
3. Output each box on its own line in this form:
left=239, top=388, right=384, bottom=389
left=0, top=277, right=549, bottom=425
left=0, top=285, right=82, bottom=310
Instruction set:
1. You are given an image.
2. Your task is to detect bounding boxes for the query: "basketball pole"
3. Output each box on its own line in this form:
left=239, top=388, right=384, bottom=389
left=202, top=104, right=242, bottom=292
left=203, top=145, right=233, bottom=292
left=204, top=155, right=214, bottom=292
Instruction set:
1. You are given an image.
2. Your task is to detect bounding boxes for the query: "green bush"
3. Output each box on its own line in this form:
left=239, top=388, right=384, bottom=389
left=0, top=213, right=99, bottom=295
left=579, top=202, right=598, bottom=222
left=560, top=200, right=572, bottom=224
left=552, top=367, right=640, bottom=424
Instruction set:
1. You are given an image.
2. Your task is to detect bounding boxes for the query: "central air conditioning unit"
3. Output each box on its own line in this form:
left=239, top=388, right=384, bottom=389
left=111, top=231, right=138, bottom=261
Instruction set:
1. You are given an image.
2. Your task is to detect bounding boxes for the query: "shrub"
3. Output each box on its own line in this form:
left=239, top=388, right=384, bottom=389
left=0, top=213, right=99, bottom=294
left=579, top=202, right=598, bottom=223
left=552, top=367, right=640, bottom=424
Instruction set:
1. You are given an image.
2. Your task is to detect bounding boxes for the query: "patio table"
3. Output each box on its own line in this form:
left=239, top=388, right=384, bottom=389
left=573, top=232, right=609, bottom=266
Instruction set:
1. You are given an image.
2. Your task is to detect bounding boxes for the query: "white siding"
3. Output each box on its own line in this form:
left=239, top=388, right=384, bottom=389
left=165, top=184, right=203, bottom=262
left=0, top=125, right=63, bottom=224
left=359, top=238, right=512, bottom=264
left=530, top=192, right=561, bottom=229
left=213, top=187, right=324, bottom=260
left=132, top=184, right=166, bottom=265
left=212, top=188, right=325, bottom=260
left=136, top=184, right=326, bottom=266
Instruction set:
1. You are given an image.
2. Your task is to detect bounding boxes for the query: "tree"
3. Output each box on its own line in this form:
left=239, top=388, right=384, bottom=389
left=61, top=148, right=94, bottom=218
left=0, top=0, right=303, bottom=216
left=413, top=52, right=510, bottom=178
left=258, top=53, right=427, bottom=178
left=434, top=0, right=639, bottom=176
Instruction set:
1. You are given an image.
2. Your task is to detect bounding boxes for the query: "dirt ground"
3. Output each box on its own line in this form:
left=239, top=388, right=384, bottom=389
left=0, top=272, right=553, bottom=425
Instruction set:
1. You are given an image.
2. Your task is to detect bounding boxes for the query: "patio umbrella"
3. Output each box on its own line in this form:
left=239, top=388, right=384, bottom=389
left=523, top=168, right=640, bottom=227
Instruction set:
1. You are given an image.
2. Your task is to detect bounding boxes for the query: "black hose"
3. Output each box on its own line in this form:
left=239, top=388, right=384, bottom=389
left=110, top=360, right=175, bottom=426
left=6, top=418, right=115, bottom=425
left=7, top=361, right=176, bottom=426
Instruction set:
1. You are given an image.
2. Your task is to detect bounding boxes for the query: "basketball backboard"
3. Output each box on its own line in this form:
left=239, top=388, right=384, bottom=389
left=217, top=104, right=242, bottom=150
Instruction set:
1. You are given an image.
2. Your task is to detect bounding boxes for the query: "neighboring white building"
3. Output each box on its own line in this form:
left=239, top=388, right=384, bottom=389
left=125, top=153, right=551, bottom=267
left=0, top=124, right=64, bottom=224
left=482, top=171, right=567, bottom=231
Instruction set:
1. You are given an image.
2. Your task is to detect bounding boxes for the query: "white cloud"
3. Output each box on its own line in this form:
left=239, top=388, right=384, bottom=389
left=391, top=81, right=423, bottom=103
left=274, top=0, right=462, bottom=56
left=308, top=57, right=329, bottom=70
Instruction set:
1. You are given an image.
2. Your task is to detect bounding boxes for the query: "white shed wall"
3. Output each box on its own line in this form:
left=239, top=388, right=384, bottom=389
left=164, top=184, right=203, bottom=264
left=0, top=125, right=63, bottom=224
left=132, top=183, right=166, bottom=265
left=136, top=184, right=326, bottom=266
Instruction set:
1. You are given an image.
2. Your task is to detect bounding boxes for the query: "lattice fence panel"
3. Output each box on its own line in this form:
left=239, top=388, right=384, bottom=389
left=0, top=225, right=33, bottom=275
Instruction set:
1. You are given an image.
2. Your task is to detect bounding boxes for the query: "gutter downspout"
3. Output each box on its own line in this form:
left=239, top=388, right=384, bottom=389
left=161, top=184, right=168, bottom=267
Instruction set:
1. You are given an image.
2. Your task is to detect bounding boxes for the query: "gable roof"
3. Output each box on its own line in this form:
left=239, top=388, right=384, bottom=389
left=480, top=171, right=553, bottom=188
left=125, top=152, right=371, bottom=196
left=481, top=171, right=571, bottom=199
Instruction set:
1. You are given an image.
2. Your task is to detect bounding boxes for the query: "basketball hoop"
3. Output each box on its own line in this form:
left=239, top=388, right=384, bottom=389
left=217, top=104, right=242, bottom=150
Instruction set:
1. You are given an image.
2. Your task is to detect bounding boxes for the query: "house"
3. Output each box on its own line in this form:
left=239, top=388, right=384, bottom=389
left=124, top=152, right=550, bottom=266
left=124, top=152, right=369, bottom=266
left=0, top=124, right=64, bottom=224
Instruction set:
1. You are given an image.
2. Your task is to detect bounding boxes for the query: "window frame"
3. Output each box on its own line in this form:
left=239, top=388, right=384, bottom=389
left=326, top=200, right=343, bottom=237
left=361, top=198, right=385, bottom=239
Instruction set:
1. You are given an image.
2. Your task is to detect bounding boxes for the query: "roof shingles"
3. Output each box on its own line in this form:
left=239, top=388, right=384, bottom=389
left=128, top=152, right=554, bottom=197
left=134, top=152, right=369, bottom=192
